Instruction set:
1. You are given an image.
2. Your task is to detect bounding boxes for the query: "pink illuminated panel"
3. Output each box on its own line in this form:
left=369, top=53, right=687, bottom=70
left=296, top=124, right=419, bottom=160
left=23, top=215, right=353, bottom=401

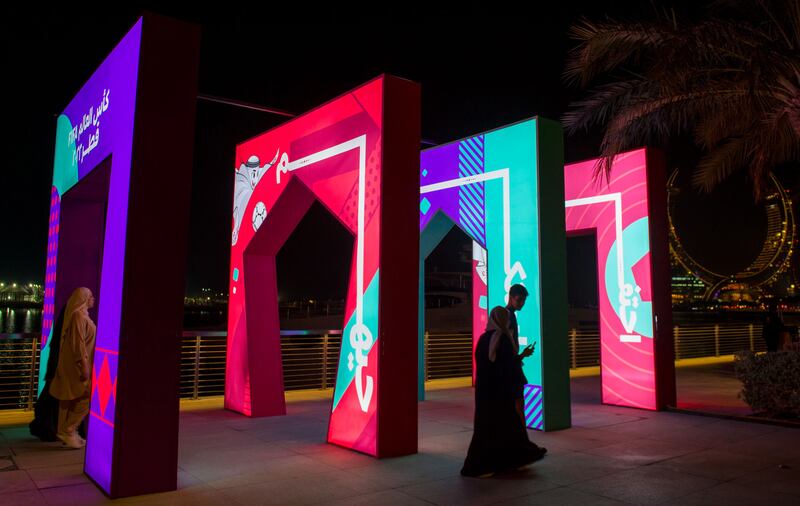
left=564, top=148, right=672, bottom=410
left=226, top=76, right=419, bottom=457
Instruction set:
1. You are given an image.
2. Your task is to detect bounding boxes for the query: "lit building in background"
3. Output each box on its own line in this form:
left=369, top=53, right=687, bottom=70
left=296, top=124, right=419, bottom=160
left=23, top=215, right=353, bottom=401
left=0, top=283, right=44, bottom=303
left=670, top=266, right=708, bottom=306
left=668, top=170, right=796, bottom=305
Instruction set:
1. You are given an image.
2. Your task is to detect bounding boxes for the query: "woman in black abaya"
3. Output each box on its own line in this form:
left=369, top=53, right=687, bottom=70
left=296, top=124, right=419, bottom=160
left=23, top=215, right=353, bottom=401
left=461, top=306, right=546, bottom=477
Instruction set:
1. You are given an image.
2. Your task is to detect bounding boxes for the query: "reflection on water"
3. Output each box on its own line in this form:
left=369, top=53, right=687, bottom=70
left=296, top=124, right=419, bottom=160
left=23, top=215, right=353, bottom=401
left=0, top=307, right=42, bottom=334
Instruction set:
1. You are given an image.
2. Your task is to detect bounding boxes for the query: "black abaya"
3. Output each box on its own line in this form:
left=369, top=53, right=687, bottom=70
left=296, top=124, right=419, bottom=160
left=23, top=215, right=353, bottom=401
left=461, top=329, right=543, bottom=476
left=28, top=307, right=66, bottom=441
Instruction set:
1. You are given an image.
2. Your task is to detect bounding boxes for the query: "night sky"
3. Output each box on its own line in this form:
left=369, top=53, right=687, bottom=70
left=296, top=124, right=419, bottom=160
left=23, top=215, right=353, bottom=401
left=1, top=2, right=769, bottom=299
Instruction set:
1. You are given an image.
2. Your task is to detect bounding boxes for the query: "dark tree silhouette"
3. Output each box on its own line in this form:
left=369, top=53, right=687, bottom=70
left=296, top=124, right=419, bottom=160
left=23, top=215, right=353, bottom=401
left=563, top=0, right=800, bottom=197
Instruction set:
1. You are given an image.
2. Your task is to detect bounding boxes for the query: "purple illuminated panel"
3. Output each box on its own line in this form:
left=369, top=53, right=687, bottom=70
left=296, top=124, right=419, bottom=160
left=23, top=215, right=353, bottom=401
left=42, top=15, right=200, bottom=497
left=42, top=19, right=142, bottom=492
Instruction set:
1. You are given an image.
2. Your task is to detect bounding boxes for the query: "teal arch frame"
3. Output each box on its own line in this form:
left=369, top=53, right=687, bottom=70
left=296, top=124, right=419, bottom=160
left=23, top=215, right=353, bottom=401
left=418, top=118, right=570, bottom=431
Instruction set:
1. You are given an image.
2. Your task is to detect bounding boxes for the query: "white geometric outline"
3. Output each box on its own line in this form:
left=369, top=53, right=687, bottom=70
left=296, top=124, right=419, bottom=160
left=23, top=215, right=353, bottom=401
left=564, top=192, right=641, bottom=343
left=276, top=134, right=374, bottom=412
left=420, top=169, right=527, bottom=294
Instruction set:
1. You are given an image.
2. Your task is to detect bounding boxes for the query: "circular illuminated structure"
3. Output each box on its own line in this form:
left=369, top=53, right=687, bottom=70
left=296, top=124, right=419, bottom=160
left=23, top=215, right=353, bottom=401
left=667, top=170, right=796, bottom=300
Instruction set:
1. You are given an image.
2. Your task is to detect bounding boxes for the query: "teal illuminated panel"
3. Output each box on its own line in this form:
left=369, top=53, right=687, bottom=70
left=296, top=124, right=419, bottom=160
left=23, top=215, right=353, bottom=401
left=420, top=118, right=569, bottom=430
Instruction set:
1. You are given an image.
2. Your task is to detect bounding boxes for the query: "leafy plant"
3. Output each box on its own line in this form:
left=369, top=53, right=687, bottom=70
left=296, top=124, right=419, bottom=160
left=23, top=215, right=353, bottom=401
left=734, top=350, right=800, bottom=417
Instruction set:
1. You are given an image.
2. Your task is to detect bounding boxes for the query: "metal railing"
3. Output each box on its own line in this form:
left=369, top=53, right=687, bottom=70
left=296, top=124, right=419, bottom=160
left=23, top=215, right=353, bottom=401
left=272, top=330, right=341, bottom=393
left=566, top=324, right=767, bottom=368
left=180, top=331, right=227, bottom=399
left=0, top=323, right=771, bottom=409
left=673, top=323, right=767, bottom=359
left=178, top=330, right=344, bottom=399
left=0, top=333, right=40, bottom=410
left=423, top=332, right=473, bottom=380
left=569, top=328, right=601, bottom=368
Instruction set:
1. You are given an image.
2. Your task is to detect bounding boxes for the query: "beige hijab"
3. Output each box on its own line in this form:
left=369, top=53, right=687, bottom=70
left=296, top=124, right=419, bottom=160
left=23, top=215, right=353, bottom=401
left=50, top=288, right=97, bottom=400
left=487, top=306, right=514, bottom=362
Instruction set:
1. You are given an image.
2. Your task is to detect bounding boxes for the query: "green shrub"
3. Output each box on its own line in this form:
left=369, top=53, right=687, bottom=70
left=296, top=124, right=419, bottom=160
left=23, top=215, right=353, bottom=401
left=734, top=351, right=800, bottom=418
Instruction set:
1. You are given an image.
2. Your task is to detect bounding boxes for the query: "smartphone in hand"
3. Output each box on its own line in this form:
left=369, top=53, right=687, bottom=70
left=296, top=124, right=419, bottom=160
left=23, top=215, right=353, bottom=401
left=521, top=343, right=535, bottom=357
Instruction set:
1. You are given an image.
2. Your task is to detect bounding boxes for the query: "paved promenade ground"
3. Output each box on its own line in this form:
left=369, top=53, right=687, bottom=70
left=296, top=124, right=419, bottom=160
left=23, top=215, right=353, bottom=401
left=674, top=359, right=753, bottom=417
left=1, top=373, right=799, bottom=505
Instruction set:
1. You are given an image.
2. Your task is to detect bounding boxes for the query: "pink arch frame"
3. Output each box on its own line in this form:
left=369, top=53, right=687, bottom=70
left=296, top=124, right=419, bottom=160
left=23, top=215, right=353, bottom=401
left=563, top=148, right=675, bottom=409
left=225, top=76, right=421, bottom=457
left=471, top=148, right=675, bottom=411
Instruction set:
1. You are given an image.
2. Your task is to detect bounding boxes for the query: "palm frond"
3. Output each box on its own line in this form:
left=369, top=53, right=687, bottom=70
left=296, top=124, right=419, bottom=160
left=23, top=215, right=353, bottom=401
left=562, top=80, right=643, bottom=133
left=564, top=19, right=666, bottom=87
left=692, top=137, right=752, bottom=192
left=563, top=0, right=800, bottom=195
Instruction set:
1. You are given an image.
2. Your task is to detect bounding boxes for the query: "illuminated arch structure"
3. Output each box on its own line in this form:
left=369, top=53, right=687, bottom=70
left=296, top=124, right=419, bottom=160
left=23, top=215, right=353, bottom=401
left=562, top=149, right=675, bottom=410
left=469, top=147, right=676, bottom=412
left=226, top=76, right=421, bottom=457
left=667, top=170, right=796, bottom=300
left=418, top=118, right=571, bottom=431
left=40, top=15, right=200, bottom=497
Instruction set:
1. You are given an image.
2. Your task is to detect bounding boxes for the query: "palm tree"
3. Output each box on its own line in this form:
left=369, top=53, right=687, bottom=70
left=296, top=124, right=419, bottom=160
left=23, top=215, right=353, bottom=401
left=563, top=0, right=800, bottom=197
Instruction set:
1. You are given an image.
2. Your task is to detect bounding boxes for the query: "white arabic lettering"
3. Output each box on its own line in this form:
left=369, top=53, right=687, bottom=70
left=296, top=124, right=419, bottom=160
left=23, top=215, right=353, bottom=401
left=69, top=88, right=110, bottom=165
left=347, top=323, right=374, bottom=413
left=617, top=283, right=641, bottom=335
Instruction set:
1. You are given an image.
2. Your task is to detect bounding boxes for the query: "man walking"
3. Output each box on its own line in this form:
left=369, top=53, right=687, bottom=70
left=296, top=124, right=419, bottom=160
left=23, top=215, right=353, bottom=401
left=506, top=284, right=534, bottom=360
left=505, top=283, right=546, bottom=461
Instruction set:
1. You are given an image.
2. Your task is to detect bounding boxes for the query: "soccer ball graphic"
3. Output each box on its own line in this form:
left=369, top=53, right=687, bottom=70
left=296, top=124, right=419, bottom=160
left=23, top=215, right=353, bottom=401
left=252, top=202, right=267, bottom=231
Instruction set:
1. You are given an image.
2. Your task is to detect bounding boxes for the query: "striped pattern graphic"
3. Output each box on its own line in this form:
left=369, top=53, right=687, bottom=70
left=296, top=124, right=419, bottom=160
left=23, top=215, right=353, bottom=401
left=524, top=384, right=544, bottom=430
left=457, top=136, right=486, bottom=244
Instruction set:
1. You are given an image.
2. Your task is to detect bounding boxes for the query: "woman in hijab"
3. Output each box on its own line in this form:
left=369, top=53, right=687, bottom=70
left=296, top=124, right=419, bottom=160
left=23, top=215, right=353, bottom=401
left=49, top=287, right=96, bottom=449
left=461, top=306, right=546, bottom=477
